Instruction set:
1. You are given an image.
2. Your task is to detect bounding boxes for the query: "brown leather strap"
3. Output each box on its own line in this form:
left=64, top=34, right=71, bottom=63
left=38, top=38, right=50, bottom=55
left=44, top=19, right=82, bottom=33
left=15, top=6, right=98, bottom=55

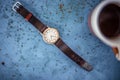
left=16, top=5, right=47, bottom=33
left=55, top=38, right=93, bottom=71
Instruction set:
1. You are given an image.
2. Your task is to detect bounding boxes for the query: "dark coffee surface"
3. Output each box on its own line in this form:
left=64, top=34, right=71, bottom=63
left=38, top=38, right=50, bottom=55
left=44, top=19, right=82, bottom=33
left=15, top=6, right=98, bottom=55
left=99, top=4, right=120, bottom=38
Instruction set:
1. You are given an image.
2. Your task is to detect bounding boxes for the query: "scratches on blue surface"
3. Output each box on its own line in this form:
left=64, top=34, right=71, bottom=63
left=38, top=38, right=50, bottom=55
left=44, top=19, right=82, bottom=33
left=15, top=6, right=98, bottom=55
left=0, top=0, right=120, bottom=80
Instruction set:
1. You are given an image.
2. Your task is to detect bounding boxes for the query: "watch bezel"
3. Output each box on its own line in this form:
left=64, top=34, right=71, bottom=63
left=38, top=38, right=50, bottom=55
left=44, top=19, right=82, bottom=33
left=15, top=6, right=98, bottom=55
left=42, top=27, right=60, bottom=44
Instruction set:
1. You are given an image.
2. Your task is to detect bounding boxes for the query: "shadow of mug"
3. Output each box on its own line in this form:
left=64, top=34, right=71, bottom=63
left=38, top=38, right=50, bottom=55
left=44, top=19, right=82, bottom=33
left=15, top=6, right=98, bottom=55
left=88, top=0, right=120, bottom=60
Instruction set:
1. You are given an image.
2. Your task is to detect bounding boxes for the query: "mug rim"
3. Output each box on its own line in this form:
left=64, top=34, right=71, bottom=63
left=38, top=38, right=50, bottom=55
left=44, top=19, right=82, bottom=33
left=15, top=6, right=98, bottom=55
left=91, top=0, right=120, bottom=47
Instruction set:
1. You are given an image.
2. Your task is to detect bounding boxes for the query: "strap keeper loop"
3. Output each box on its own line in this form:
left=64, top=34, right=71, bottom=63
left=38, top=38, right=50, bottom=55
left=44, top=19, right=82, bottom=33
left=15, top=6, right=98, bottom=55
left=25, top=13, right=32, bottom=21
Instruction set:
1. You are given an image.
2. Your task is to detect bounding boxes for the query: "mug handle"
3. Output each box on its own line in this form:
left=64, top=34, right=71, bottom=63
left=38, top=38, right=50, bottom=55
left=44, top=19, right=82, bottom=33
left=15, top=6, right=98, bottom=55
left=112, top=47, right=120, bottom=60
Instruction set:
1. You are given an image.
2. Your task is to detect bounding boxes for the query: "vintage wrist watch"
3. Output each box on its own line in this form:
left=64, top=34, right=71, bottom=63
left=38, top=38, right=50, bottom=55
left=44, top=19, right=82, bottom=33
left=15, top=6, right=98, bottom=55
left=12, top=2, right=93, bottom=71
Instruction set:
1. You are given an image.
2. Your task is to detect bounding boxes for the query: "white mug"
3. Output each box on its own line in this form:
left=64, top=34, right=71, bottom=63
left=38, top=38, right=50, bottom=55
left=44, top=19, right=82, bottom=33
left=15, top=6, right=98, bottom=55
left=88, top=0, right=120, bottom=60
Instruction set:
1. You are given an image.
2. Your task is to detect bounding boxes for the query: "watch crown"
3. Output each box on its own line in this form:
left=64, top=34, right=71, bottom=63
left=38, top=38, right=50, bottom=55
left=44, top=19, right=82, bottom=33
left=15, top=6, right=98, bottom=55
left=12, top=1, right=22, bottom=12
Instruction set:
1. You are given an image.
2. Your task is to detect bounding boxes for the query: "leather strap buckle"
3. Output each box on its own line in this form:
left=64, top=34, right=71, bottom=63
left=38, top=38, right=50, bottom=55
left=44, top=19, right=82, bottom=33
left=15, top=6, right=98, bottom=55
left=12, top=1, right=22, bottom=12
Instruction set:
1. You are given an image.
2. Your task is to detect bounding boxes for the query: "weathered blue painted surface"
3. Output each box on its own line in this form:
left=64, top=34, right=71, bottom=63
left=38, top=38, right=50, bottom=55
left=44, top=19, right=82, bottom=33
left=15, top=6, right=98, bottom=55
left=0, top=0, right=120, bottom=80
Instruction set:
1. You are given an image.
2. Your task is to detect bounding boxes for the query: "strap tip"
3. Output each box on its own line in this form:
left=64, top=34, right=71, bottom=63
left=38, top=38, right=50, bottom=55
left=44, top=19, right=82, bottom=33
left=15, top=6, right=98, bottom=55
left=82, top=62, right=93, bottom=71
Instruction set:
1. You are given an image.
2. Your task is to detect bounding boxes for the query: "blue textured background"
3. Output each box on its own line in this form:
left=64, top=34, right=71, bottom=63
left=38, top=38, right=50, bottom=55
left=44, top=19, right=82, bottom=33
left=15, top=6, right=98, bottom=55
left=0, top=0, right=120, bottom=80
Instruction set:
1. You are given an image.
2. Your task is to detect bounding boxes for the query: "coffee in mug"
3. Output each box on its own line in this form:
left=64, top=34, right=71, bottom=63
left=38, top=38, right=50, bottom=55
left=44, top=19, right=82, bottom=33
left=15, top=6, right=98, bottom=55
left=99, top=4, right=120, bottom=38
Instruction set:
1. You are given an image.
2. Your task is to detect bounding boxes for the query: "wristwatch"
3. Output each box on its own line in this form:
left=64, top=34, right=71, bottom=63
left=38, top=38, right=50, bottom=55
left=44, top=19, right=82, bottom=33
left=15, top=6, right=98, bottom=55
left=12, top=2, right=93, bottom=71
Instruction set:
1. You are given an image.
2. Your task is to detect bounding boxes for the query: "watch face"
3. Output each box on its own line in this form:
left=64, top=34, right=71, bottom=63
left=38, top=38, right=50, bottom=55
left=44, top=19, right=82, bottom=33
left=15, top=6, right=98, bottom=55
left=43, top=28, right=59, bottom=44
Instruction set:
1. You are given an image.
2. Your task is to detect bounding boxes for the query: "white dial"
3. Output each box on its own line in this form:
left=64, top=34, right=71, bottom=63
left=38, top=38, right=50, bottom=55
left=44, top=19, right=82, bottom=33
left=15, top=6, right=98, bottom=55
left=43, top=28, right=59, bottom=44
